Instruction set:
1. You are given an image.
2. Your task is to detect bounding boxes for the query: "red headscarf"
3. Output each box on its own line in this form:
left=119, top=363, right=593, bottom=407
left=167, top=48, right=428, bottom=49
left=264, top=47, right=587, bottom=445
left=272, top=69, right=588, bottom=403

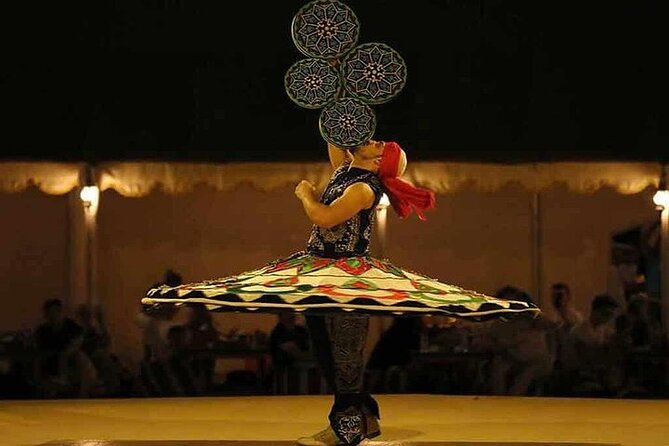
left=378, top=141, right=436, bottom=220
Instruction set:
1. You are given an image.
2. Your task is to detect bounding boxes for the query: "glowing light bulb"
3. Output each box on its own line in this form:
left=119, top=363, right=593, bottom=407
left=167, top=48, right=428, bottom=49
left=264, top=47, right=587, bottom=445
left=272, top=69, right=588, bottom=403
left=80, top=185, right=100, bottom=208
left=377, top=193, right=390, bottom=210
left=653, top=189, right=669, bottom=209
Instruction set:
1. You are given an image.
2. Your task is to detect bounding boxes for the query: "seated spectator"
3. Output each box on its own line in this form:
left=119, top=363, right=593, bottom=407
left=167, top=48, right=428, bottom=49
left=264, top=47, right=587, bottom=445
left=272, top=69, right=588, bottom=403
left=568, top=294, right=624, bottom=396
left=75, top=304, right=140, bottom=397
left=75, top=304, right=111, bottom=355
left=269, top=312, right=312, bottom=393
left=547, top=283, right=584, bottom=329
left=544, top=282, right=584, bottom=391
left=421, top=315, right=464, bottom=352
left=137, top=270, right=184, bottom=396
left=75, top=304, right=115, bottom=391
left=0, top=330, right=34, bottom=399
left=615, top=292, right=666, bottom=396
left=165, top=325, right=201, bottom=396
left=136, top=303, right=181, bottom=396
left=269, top=312, right=311, bottom=368
left=32, top=298, right=98, bottom=398
left=366, top=316, right=422, bottom=392
left=617, top=293, right=664, bottom=353
left=414, top=317, right=491, bottom=394
left=474, top=286, right=554, bottom=396
left=183, top=303, right=221, bottom=393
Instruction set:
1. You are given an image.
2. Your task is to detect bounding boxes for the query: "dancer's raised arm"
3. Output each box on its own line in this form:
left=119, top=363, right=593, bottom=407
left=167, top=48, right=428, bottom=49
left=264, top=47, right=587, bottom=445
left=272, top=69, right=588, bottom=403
left=295, top=180, right=374, bottom=229
left=327, top=142, right=351, bottom=169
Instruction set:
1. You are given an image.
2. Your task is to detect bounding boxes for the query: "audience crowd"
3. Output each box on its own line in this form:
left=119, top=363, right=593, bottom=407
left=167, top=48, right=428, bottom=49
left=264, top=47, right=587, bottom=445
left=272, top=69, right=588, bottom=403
left=1, top=269, right=667, bottom=400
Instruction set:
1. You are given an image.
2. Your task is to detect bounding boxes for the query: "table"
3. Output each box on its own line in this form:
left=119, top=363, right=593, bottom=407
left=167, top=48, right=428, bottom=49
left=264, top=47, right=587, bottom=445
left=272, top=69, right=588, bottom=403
left=193, top=347, right=271, bottom=393
left=410, top=350, right=493, bottom=394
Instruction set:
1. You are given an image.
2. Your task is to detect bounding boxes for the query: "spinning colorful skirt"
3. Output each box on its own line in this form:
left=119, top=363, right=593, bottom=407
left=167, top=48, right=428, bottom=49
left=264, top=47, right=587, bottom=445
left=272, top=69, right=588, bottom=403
left=143, top=251, right=538, bottom=320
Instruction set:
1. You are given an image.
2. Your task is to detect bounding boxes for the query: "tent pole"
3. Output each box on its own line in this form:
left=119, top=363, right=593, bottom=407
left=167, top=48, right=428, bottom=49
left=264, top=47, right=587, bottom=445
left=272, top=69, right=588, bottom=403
left=68, top=191, right=87, bottom=313
left=80, top=163, right=100, bottom=308
left=661, top=208, right=669, bottom=339
left=376, top=204, right=392, bottom=332
left=531, top=190, right=543, bottom=307
left=84, top=208, right=98, bottom=307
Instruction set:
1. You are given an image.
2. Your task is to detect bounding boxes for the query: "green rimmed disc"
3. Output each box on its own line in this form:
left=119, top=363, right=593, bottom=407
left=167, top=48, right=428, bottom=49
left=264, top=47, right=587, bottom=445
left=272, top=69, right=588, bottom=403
left=319, top=97, right=376, bottom=148
left=341, top=42, right=407, bottom=104
left=291, top=0, right=360, bottom=60
left=285, top=58, right=342, bottom=109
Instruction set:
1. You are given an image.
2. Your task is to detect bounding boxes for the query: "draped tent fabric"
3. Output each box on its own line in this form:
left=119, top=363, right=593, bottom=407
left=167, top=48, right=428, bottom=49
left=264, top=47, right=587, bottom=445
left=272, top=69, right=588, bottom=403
left=0, top=161, right=662, bottom=196
left=0, top=162, right=83, bottom=195
left=403, top=162, right=663, bottom=195
left=97, top=161, right=334, bottom=196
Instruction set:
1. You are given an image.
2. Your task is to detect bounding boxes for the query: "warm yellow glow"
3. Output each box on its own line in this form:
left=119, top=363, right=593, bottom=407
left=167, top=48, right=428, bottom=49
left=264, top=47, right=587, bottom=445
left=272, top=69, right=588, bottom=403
left=3, top=395, right=665, bottom=446
left=80, top=185, right=100, bottom=208
left=653, top=189, right=669, bottom=209
left=377, top=193, right=390, bottom=210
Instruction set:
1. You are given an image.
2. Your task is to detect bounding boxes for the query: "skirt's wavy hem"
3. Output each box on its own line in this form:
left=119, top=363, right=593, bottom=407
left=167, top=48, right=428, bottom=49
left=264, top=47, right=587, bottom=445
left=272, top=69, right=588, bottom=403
left=142, top=251, right=540, bottom=319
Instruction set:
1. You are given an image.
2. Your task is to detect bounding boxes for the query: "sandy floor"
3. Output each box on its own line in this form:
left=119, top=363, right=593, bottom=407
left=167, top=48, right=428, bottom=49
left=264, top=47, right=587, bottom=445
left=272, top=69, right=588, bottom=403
left=1, top=394, right=666, bottom=446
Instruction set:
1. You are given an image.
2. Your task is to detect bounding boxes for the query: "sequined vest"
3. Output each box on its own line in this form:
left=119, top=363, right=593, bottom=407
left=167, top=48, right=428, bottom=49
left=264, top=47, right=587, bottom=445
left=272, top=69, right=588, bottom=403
left=306, top=161, right=384, bottom=258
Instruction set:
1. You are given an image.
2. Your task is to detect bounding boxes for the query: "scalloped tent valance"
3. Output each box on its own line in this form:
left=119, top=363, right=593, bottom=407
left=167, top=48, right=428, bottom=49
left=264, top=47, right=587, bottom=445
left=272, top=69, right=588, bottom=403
left=0, top=160, right=662, bottom=196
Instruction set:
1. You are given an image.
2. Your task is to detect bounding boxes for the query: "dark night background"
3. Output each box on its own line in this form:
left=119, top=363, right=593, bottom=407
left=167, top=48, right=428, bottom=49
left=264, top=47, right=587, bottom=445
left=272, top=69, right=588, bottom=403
left=2, top=0, right=664, bottom=163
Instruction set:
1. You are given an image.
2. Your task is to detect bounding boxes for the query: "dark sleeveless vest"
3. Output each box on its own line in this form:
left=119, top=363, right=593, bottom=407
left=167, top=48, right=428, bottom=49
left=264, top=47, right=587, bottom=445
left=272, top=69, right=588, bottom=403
left=306, top=161, right=384, bottom=258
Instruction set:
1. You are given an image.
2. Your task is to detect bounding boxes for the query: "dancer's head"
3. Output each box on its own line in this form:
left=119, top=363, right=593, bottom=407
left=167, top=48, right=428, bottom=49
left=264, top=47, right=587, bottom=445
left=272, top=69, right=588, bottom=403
left=376, top=140, right=436, bottom=220
left=347, top=139, right=385, bottom=173
left=379, top=141, right=407, bottom=179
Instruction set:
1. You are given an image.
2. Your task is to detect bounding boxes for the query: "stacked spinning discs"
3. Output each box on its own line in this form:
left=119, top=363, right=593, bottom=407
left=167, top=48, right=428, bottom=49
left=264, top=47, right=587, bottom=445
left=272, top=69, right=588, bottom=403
left=285, top=0, right=407, bottom=148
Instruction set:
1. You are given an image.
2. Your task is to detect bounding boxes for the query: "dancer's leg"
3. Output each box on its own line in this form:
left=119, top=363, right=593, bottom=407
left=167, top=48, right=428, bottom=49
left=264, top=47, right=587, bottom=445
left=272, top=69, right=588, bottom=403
left=325, top=313, right=379, bottom=445
left=302, top=313, right=379, bottom=446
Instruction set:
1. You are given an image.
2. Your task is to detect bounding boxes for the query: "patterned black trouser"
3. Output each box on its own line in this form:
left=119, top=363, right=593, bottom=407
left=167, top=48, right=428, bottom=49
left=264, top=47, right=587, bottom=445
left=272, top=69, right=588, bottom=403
left=305, top=313, right=380, bottom=445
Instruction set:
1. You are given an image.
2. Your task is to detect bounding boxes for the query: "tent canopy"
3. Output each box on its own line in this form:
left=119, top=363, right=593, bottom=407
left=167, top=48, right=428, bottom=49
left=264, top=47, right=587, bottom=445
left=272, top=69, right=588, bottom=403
left=0, top=160, right=662, bottom=197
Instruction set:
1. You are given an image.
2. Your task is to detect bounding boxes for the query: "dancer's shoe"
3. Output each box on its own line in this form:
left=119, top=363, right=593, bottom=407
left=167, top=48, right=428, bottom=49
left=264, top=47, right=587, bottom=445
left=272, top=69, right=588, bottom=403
left=296, top=415, right=380, bottom=445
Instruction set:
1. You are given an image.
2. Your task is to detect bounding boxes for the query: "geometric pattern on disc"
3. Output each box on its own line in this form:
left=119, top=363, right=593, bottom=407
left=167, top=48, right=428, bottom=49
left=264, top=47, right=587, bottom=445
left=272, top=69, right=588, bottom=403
left=291, top=0, right=360, bottom=60
left=319, top=97, right=376, bottom=148
left=285, top=58, right=342, bottom=109
left=341, top=42, right=408, bottom=105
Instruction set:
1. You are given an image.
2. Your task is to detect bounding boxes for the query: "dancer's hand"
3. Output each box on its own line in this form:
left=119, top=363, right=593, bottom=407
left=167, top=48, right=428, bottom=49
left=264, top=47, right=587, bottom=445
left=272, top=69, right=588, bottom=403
left=295, top=180, right=316, bottom=201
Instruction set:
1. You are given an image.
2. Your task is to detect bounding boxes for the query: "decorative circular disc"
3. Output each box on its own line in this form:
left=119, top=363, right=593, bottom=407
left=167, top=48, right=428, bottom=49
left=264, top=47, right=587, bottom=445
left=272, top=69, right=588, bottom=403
left=341, top=42, right=407, bottom=104
left=291, top=0, right=360, bottom=60
left=284, top=58, right=342, bottom=109
left=319, top=97, right=376, bottom=148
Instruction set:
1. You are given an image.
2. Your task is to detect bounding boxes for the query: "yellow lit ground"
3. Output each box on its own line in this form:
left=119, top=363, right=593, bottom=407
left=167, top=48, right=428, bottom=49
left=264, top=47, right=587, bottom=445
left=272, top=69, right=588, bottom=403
left=1, top=394, right=666, bottom=446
